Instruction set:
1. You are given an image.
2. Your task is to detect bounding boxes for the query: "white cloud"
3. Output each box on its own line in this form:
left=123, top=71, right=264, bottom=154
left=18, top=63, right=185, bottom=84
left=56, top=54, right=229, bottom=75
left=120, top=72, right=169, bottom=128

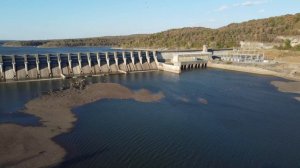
left=214, top=1, right=268, bottom=13
left=235, top=0, right=268, bottom=7
left=258, top=9, right=265, bottom=13
left=216, top=5, right=229, bottom=12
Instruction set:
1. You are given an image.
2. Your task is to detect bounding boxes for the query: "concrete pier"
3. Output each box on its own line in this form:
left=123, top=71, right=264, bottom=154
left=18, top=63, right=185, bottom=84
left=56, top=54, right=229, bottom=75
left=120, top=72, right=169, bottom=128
left=46, top=54, right=52, bottom=77
left=0, top=55, right=3, bottom=80
left=130, top=51, right=135, bottom=65
left=114, top=52, right=119, bottom=70
left=146, top=51, right=150, bottom=64
left=87, top=53, right=92, bottom=72
left=0, top=50, right=209, bottom=82
left=35, top=54, right=40, bottom=78
left=105, top=52, right=110, bottom=72
left=67, top=53, right=72, bottom=75
left=57, top=54, right=62, bottom=74
left=12, top=55, right=16, bottom=79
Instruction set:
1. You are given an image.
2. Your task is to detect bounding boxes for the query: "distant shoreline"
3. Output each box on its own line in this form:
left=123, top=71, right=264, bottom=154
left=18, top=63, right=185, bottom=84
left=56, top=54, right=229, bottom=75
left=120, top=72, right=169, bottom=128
left=1, top=45, right=113, bottom=49
left=1, top=45, right=169, bottom=51
left=2, top=13, right=300, bottom=51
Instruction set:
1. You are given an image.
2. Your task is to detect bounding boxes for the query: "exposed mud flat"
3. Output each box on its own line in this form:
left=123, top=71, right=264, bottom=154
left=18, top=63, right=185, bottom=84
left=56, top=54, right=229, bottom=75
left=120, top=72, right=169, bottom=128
left=271, top=81, right=300, bottom=101
left=0, top=83, right=164, bottom=168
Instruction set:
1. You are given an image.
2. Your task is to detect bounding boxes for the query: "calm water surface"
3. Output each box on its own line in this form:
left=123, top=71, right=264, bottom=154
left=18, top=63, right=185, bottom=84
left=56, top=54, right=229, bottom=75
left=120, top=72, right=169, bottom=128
left=1, top=47, right=300, bottom=168
left=0, top=46, right=119, bottom=55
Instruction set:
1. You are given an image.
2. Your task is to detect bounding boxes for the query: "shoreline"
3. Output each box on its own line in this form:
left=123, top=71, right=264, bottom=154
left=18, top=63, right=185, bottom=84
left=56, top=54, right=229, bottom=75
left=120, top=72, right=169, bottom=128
left=0, top=83, right=165, bottom=168
left=208, top=62, right=300, bottom=101
left=208, top=62, right=300, bottom=82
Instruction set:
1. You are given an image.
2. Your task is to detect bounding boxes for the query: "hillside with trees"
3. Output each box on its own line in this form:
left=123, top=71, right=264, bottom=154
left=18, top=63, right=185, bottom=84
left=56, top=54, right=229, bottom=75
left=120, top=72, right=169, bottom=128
left=4, top=13, right=300, bottom=49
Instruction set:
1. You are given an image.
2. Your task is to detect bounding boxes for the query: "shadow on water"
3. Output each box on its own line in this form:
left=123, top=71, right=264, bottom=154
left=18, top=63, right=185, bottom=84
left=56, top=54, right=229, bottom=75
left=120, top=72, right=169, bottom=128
left=53, top=147, right=110, bottom=168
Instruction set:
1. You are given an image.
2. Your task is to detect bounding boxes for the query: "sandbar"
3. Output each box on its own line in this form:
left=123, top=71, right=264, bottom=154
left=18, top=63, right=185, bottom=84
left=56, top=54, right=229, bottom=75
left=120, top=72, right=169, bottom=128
left=271, top=81, right=300, bottom=101
left=0, top=83, right=164, bottom=168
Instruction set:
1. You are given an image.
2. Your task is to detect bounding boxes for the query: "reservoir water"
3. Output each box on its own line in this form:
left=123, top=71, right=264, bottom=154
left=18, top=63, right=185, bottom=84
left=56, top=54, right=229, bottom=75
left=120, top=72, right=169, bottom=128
left=1, top=47, right=300, bottom=168
left=0, top=46, right=119, bottom=55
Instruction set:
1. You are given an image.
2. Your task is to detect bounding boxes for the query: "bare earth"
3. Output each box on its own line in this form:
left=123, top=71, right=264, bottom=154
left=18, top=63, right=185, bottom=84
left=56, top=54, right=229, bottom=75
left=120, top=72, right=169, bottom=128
left=208, top=62, right=300, bottom=82
left=271, top=81, right=300, bottom=101
left=0, top=83, right=165, bottom=168
left=271, top=81, right=300, bottom=94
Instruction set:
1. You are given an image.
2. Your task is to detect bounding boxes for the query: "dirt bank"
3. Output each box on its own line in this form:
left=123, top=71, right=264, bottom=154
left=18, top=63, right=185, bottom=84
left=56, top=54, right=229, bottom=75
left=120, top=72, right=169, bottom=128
left=271, top=81, right=300, bottom=101
left=271, top=81, right=300, bottom=94
left=0, top=83, right=165, bottom=168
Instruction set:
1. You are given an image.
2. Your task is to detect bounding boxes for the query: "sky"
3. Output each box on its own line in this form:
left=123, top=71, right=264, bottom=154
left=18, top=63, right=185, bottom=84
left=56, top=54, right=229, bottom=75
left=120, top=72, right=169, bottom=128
left=0, top=0, right=299, bottom=40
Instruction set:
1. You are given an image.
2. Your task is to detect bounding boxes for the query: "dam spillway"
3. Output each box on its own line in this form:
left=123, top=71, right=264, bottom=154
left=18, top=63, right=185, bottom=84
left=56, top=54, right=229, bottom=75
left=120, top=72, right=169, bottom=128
left=0, top=49, right=210, bottom=82
left=0, top=50, right=159, bottom=81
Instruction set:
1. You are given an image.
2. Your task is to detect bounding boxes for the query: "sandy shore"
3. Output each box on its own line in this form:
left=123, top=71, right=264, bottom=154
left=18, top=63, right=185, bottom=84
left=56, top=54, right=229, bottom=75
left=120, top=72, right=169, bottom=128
left=271, top=81, right=300, bottom=101
left=271, top=81, right=300, bottom=94
left=208, top=62, right=300, bottom=81
left=0, top=83, right=164, bottom=168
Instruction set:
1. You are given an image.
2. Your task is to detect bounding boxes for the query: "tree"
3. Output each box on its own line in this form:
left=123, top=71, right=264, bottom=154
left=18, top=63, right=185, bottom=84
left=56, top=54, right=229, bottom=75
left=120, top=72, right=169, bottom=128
left=284, top=39, right=292, bottom=49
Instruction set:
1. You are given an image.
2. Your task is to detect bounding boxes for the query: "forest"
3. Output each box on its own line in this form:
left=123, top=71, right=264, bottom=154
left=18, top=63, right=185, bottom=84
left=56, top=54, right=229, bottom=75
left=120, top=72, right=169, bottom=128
left=4, top=13, right=300, bottom=49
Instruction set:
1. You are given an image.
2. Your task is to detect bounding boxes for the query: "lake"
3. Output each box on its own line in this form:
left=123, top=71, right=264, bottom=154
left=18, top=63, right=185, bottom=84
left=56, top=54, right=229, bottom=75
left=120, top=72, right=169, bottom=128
left=0, top=46, right=119, bottom=55
left=1, top=47, right=300, bottom=168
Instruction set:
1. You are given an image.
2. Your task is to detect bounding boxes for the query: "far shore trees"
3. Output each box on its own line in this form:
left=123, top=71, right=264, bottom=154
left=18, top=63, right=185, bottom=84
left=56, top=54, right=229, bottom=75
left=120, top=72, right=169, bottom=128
left=4, top=13, right=300, bottom=50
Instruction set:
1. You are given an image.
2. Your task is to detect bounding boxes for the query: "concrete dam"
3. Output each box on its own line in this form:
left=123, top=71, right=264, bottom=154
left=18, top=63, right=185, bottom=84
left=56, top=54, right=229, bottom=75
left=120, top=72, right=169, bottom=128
left=0, top=50, right=209, bottom=82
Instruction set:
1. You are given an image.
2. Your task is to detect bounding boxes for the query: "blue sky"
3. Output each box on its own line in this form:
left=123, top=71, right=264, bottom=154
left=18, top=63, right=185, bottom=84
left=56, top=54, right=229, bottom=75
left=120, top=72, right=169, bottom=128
left=0, top=0, right=299, bottom=40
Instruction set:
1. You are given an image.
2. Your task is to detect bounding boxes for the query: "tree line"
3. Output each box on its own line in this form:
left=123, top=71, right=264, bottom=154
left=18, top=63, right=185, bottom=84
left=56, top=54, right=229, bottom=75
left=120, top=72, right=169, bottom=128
left=4, top=13, right=300, bottom=49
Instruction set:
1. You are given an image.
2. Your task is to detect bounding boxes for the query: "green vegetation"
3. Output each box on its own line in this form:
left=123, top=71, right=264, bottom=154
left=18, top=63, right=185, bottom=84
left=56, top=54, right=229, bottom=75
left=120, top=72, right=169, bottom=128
left=293, top=45, right=300, bottom=51
left=3, top=35, right=147, bottom=48
left=4, top=13, right=300, bottom=49
left=276, top=39, right=292, bottom=50
left=0, top=41, right=10, bottom=45
left=276, top=40, right=300, bottom=51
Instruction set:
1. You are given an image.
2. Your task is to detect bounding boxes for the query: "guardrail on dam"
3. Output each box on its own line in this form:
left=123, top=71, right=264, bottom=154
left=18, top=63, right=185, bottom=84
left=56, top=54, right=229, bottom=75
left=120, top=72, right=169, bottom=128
left=0, top=50, right=159, bottom=81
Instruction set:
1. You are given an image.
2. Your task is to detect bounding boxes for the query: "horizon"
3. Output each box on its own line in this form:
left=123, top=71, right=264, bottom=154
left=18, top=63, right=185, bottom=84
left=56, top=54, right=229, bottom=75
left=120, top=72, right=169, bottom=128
left=0, top=0, right=299, bottom=41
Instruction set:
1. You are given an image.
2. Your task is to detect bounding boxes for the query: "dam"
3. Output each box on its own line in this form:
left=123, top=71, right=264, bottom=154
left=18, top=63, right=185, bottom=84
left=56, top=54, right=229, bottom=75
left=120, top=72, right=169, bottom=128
left=0, top=50, right=209, bottom=82
left=156, top=50, right=210, bottom=73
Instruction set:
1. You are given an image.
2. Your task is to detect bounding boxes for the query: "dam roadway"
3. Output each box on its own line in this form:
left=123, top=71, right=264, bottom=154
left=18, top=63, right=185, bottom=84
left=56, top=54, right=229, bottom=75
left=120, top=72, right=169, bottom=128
left=0, top=50, right=209, bottom=82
